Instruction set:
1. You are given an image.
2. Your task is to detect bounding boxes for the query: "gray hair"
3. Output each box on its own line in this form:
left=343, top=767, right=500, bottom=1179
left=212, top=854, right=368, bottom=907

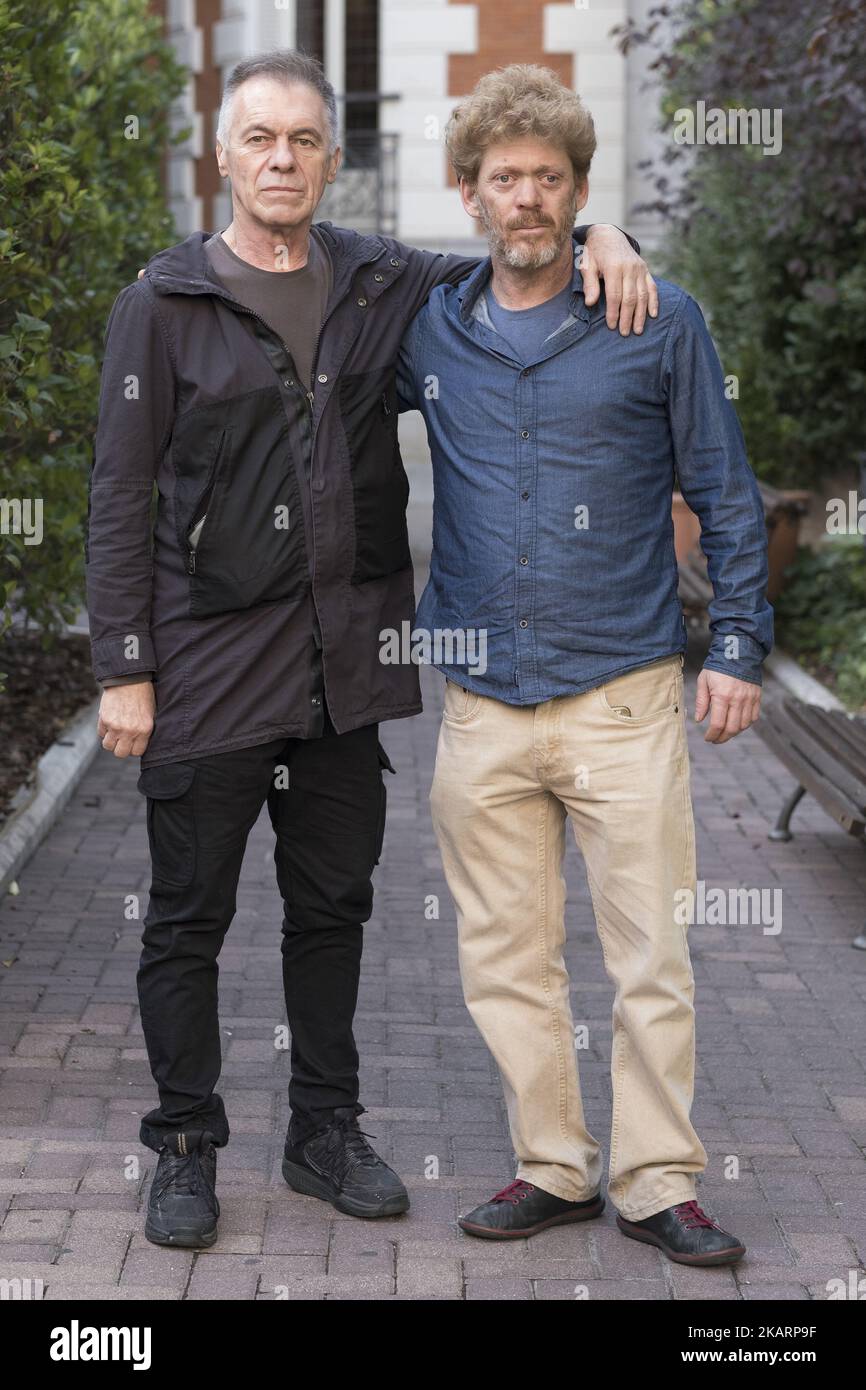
left=216, top=49, right=338, bottom=151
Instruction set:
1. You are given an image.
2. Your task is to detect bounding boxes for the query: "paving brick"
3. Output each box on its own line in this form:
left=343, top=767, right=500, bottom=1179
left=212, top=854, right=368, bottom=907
left=466, top=1277, right=532, bottom=1299
left=0, top=1208, right=69, bottom=1243
left=535, top=1278, right=669, bottom=1300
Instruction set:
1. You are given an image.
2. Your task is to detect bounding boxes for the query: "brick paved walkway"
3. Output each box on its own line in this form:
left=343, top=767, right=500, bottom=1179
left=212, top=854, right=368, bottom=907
left=1, top=629, right=865, bottom=1301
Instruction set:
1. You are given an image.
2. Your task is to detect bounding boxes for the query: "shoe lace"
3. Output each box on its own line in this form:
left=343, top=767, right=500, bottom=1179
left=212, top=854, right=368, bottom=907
left=325, top=1116, right=382, bottom=1180
left=673, top=1199, right=718, bottom=1229
left=154, top=1147, right=208, bottom=1201
left=490, top=1179, right=535, bottom=1205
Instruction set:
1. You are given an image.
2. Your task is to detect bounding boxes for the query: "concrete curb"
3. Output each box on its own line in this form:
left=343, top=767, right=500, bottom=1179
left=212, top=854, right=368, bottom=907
left=0, top=696, right=101, bottom=900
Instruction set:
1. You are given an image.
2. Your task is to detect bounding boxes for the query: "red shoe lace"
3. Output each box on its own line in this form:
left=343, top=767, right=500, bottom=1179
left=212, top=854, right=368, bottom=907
left=674, top=1200, right=719, bottom=1229
left=490, top=1179, right=535, bottom=1205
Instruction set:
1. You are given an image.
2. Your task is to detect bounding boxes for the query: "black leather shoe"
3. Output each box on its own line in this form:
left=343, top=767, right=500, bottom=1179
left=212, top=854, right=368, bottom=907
left=458, top=1178, right=605, bottom=1239
left=617, top=1199, right=746, bottom=1266
left=282, top=1107, right=409, bottom=1219
left=145, top=1129, right=219, bottom=1248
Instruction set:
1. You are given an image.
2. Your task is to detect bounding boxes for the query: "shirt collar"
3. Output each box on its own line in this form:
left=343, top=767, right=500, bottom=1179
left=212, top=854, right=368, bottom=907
left=456, top=229, right=589, bottom=325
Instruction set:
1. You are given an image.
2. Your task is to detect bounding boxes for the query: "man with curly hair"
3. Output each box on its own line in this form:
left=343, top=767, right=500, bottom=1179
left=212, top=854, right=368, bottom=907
left=398, top=64, right=772, bottom=1265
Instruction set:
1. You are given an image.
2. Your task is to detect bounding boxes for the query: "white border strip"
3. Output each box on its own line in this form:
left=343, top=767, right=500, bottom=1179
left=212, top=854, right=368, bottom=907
left=0, top=697, right=101, bottom=899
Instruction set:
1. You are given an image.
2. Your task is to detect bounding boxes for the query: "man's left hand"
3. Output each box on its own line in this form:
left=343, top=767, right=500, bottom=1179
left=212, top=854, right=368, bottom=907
left=580, top=224, right=658, bottom=336
left=695, top=668, right=762, bottom=744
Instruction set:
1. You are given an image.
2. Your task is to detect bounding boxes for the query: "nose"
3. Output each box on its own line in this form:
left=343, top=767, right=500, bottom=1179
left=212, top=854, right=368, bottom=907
left=269, top=136, right=297, bottom=171
left=513, top=177, right=542, bottom=208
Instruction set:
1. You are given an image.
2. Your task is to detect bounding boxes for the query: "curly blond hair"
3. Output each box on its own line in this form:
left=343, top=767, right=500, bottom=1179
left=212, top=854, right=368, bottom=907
left=445, top=64, right=596, bottom=186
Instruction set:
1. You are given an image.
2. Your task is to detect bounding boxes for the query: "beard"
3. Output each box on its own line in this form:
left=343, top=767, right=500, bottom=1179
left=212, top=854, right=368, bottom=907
left=475, top=189, right=580, bottom=269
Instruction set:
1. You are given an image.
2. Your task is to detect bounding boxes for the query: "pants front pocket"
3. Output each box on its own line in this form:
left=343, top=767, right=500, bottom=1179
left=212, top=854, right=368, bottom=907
left=597, top=655, right=682, bottom=726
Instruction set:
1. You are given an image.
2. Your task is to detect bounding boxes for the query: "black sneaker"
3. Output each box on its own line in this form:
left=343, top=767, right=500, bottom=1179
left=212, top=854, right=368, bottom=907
left=282, top=1107, right=409, bottom=1219
left=459, top=1178, right=605, bottom=1239
left=144, top=1129, right=219, bottom=1248
left=616, top=1199, right=746, bottom=1266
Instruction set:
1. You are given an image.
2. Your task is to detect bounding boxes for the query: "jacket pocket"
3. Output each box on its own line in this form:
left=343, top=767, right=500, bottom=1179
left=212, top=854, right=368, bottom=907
left=137, top=762, right=197, bottom=888
left=184, top=427, right=227, bottom=556
left=339, top=368, right=411, bottom=583
left=172, top=391, right=310, bottom=619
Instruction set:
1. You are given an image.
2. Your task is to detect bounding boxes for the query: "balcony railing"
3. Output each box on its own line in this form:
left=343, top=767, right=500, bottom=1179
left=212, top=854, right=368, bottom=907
left=314, top=94, right=400, bottom=236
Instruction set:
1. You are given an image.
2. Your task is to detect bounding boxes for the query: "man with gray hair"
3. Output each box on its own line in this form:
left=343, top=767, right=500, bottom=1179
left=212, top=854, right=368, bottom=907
left=86, top=49, right=654, bottom=1248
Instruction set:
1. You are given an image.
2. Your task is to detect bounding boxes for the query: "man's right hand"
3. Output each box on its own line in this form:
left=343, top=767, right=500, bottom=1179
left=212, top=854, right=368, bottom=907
left=97, top=681, right=155, bottom=758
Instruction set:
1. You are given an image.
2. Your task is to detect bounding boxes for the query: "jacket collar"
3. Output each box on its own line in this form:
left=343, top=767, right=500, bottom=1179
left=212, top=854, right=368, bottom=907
left=145, top=223, right=403, bottom=305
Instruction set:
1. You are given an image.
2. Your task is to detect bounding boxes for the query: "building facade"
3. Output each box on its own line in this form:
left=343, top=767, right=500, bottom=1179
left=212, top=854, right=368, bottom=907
left=158, top=0, right=667, bottom=249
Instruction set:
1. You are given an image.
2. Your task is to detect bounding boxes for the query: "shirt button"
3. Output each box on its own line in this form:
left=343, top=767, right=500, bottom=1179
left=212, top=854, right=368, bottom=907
left=390, top=258, right=400, bottom=267
left=521, top=491, right=530, bottom=500
left=312, top=696, right=321, bottom=705
left=521, top=429, right=530, bottom=439
left=317, top=373, right=328, bottom=383
left=357, top=297, right=367, bottom=307
left=374, top=273, right=384, bottom=282
left=284, top=379, right=293, bottom=387
left=519, top=556, right=528, bottom=565
left=519, top=619, right=528, bottom=629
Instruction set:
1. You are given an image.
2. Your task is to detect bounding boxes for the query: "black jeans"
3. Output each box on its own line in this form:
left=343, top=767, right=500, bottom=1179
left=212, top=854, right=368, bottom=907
left=135, top=703, right=392, bottom=1153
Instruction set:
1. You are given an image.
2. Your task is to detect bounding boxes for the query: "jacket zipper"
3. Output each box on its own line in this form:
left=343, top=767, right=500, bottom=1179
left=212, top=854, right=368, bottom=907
left=186, top=430, right=228, bottom=574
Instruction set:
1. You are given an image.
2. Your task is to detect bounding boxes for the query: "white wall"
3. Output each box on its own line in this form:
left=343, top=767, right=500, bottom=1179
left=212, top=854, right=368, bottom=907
left=624, top=0, right=673, bottom=253
left=165, top=0, right=204, bottom=235
left=380, top=0, right=478, bottom=243
left=211, top=0, right=298, bottom=227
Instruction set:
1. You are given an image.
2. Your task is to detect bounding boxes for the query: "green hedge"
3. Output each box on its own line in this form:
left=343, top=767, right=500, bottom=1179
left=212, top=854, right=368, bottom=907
left=0, top=0, right=187, bottom=663
left=617, top=1, right=866, bottom=491
left=774, top=537, right=866, bottom=711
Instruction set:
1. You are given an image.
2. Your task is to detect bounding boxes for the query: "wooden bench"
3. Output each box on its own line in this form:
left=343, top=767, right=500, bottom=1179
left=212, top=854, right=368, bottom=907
left=754, top=695, right=866, bottom=949
left=677, top=481, right=810, bottom=618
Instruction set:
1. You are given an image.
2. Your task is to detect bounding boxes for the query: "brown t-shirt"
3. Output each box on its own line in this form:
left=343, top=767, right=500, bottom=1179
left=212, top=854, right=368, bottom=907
left=204, top=227, right=333, bottom=392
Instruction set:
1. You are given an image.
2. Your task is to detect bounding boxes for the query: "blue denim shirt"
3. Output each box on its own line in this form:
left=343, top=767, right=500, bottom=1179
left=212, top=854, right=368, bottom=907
left=397, top=234, right=773, bottom=703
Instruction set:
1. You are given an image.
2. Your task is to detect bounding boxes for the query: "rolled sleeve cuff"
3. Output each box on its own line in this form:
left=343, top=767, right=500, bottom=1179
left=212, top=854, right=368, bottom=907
left=100, top=674, right=154, bottom=689
left=91, top=632, right=157, bottom=684
left=704, top=633, right=769, bottom=687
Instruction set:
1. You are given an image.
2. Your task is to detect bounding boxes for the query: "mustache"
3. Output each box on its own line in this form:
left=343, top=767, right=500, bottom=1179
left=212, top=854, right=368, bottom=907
left=506, top=217, right=555, bottom=229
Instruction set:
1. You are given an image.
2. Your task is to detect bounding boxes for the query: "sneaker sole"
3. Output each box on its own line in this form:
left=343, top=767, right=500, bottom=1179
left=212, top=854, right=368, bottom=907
left=458, top=1195, right=606, bottom=1240
left=616, top=1214, right=746, bottom=1266
left=281, top=1157, right=409, bottom=1219
left=145, top=1217, right=218, bottom=1249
